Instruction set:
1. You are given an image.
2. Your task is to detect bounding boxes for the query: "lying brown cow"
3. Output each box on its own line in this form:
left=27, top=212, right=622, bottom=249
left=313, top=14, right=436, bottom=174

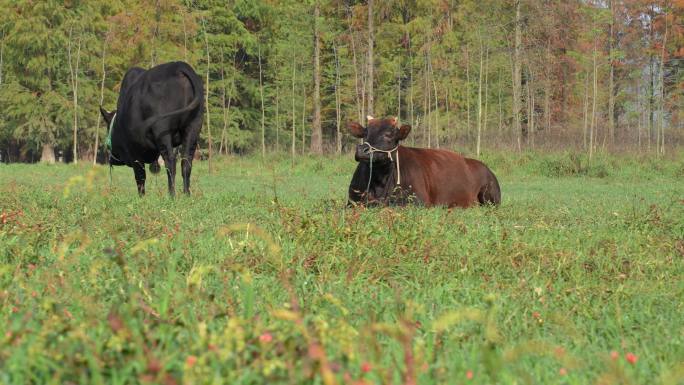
left=348, top=116, right=501, bottom=208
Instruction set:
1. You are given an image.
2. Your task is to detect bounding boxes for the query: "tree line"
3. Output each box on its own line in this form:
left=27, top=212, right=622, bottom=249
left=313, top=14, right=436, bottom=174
left=0, top=0, right=682, bottom=163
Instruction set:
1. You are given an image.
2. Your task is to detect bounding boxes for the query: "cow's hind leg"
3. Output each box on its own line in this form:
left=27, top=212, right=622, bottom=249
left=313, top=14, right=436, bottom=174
left=159, top=140, right=177, bottom=197
left=180, top=148, right=195, bottom=195
left=477, top=167, right=501, bottom=206
left=133, top=163, right=146, bottom=196
left=181, top=117, right=202, bottom=195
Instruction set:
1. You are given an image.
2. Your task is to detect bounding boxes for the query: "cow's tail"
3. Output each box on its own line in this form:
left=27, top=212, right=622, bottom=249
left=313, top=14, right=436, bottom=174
left=140, top=66, right=203, bottom=132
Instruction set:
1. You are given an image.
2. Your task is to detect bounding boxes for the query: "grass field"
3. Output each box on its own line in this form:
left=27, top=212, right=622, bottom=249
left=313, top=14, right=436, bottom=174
left=1, top=151, right=683, bottom=385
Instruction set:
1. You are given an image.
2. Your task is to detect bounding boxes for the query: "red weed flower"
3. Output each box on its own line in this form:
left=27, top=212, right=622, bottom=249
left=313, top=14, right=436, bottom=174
left=554, top=346, right=565, bottom=357
left=559, top=368, right=567, bottom=376
left=625, top=352, right=637, bottom=365
left=308, top=343, right=324, bottom=359
left=466, top=370, right=474, bottom=380
left=259, top=332, right=273, bottom=343
left=532, top=311, right=543, bottom=324
left=610, top=350, right=619, bottom=360
left=361, top=362, right=371, bottom=373
left=107, top=312, right=124, bottom=333
left=147, top=358, right=162, bottom=374
left=185, top=355, right=197, bottom=368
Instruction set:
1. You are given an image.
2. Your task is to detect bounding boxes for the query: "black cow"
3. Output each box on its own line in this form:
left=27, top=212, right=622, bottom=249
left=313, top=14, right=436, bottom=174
left=99, top=61, right=204, bottom=196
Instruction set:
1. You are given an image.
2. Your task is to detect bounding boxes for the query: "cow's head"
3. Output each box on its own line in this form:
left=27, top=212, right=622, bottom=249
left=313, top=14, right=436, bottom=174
left=99, top=107, right=115, bottom=127
left=348, top=116, right=411, bottom=163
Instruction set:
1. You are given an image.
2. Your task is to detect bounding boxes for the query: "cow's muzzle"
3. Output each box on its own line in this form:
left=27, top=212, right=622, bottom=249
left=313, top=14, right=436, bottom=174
left=355, top=143, right=392, bottom=163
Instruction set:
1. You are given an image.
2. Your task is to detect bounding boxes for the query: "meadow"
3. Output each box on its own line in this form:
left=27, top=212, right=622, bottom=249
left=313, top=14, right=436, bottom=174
left=1, top=151, right=683, bottom=385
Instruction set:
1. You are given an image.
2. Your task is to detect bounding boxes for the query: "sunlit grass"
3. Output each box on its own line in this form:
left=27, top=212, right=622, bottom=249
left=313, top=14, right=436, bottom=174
left=1, top=151, right=683, bottom=384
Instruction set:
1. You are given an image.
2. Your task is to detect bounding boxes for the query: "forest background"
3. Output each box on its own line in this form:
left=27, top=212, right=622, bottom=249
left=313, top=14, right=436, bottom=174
left=0, top=0, right=682, bottom=164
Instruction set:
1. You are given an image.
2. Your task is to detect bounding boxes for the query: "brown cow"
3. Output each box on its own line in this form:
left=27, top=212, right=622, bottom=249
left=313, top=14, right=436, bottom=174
left=347, top=116, right=501, bottom=208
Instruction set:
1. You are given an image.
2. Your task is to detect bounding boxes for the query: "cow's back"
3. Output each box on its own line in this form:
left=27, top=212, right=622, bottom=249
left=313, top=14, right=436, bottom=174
left=399, top=147, right=480, bottom=207
left=130, top=62, right=199, bottom=118
left=112, top=62, right=203, bottom=164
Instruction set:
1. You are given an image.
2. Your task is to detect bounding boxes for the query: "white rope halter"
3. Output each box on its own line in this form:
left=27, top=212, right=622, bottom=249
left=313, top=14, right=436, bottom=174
left=362, top=141, right=401, bottom=185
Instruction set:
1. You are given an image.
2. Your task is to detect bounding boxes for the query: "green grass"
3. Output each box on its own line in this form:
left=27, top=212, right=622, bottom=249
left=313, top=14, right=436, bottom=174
left=1, top=151, right=683, bottom=385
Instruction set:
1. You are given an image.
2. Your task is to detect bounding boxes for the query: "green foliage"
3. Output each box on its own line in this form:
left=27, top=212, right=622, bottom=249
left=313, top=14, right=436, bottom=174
left=0, top=0, right=681, bottom=161
left=1, top=152, right=683, bottom=384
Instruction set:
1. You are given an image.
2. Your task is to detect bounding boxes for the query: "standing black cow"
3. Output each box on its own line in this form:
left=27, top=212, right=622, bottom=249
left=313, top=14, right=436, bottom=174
left=99, top=61, right=204, bottom=196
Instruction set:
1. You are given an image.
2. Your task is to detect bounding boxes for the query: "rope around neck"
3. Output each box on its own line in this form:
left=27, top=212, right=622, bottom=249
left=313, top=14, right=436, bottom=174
left=362, top=142, right=401, bottom=204
left=362, top=142, right=401, bottom=185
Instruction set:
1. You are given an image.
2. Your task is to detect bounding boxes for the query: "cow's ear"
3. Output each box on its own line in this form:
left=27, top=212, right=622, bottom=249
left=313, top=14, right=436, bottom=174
left=398, top=124, right=411, bottom=140
left=348, top=121, right=365, bottom=138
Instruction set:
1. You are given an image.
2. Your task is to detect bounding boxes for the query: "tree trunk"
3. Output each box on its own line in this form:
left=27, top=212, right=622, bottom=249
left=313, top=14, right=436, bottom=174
left=367, top=0, right=374, bottom=116
left=291, top=54, right=297, bottom=164
left=203, top=18, right=212, bottom=173
left=275, top=84, right=280, bottom=153
left=348, top=10, right=363, bottom=123
left=583, top=73, right=589, bottom=150
left=361, top=54, right=367, bottom=122
left=430, top=54, right=439, bottom=148
left=0, top=29, right=4, bottom=86
left=182, top=10, right=188, bottom=63
left=483, top=44, right=490, bottom=151
left=445, top=84, right=450, bottom=146
left=658, top=9, right=668, bottom=155
left=41, top=144, right=55, bottom=164
left=513, top=0, right=522, bottom=151
left=301, top=83, right=306, bottom=154
left=334, top=43, right=342, bottom=154
left=590, top=42, right=598, bottom=159
left=220, top=46, right=228, bottom=156
left=648, top=4, right=655, bottom=151
left=544, top=38, right=551, bottom=136
left=151, top=0, right=161, bottom=66
left=408, top=31, right=415, bottom=146
left=68, top=28, right=81, bottom=164
left=476, top=39, right=484, bottom=156
left=649, top=58, right=654, bottom=151
left=636, top=82, right=642, bottom=149
left=528, top=75, right=535, bottom=148
left=465, top=44, right=471, bottom=142
left=94, top=40, right=107, bottom=165
left=498, top=66, right=503, bottom=136
left=397, top=71, right=401, bottom=121
left=258, top=43, right=266, bottom=157
left=310, top=1, right=323, bottom=154
left=425, top=52, right=431, bottom=148
left=608, top=0, right=615, bottom=147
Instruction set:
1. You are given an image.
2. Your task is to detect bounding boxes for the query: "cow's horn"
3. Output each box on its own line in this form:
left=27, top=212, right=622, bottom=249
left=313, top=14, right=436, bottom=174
left=390, top=116, right=399, bottom=126
left=366, top=115, right=375, bottom=122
